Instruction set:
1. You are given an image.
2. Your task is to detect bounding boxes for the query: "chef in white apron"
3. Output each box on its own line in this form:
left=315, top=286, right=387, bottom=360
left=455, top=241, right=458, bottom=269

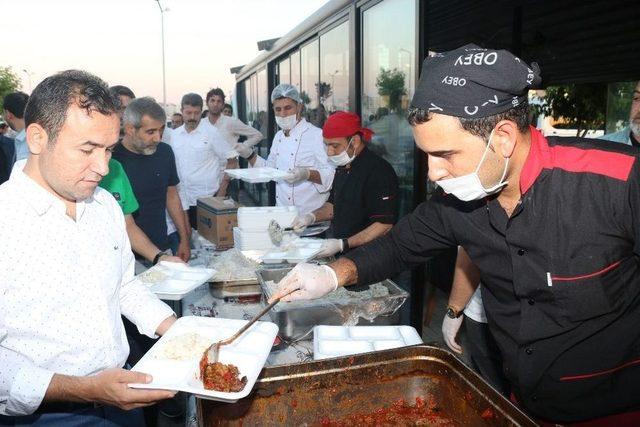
left=235, top=84, right=334, bottom=215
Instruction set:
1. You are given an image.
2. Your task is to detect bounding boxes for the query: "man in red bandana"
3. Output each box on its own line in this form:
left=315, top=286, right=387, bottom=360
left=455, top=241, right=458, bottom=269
left=293, top=111, right=399, bottom=257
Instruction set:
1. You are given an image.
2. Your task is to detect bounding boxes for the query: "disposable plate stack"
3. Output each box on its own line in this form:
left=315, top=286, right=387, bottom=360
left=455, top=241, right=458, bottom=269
left=234, top=206, right=299, bottom=251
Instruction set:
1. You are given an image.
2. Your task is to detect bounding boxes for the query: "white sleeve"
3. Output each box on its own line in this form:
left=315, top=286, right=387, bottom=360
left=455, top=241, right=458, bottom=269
left=115, top=202, right=174, bottom=338
left=232, top=118, right=263, bottom=147
left=310, top=131, right=335, bottom=193
left=0, top=329, right=54, bottom=416
left=250, top=136, right=277, bottom=169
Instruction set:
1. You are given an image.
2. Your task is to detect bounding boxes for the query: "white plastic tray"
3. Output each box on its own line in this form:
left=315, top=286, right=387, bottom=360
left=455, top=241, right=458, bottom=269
left=225, top=167, right=289, bottom=183
left=313, top=325, right=423, bottom=360
left=132, top=261, right=215, bottom=301
left=237, top=206, right=298, bottom=231
left=261, top=239, right=323, bottom=264
left=130, top=316, right=278, bottom=402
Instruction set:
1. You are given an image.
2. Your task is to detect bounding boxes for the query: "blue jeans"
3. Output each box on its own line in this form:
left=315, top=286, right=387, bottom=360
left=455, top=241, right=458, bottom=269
left=0, top=405, right=145, bottom=426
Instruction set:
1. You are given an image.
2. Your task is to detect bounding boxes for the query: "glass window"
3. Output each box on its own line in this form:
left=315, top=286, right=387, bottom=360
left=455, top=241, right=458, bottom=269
left=362, top=0, right=416, bottom=217
left=242, top=78, right=252, bottom=125
left=606, top=81, right=636, bottom=134
left=301, top=39, right=321, bottom=126
left=278, top=58, right=290, bottom=85
left=290, top=51, right=301, bottom=92
left=256, top=69, right=269, bottom=141
left=320, top=21, right=349, bottom=123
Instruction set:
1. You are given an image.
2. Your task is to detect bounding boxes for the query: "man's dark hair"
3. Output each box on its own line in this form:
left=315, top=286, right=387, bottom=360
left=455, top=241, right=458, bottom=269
left=172, top=112, right=182, bottom=118
left=407, top=101, right=530, bottom=140
left=3, top=92, right=29, bottom=118
left=24, top=70, right=117, bottom=144
left=109, top=85, right=136, bottom=100
left=181, top=93, right=203, bottom=109
left=206, top=88, right=225, bottom=102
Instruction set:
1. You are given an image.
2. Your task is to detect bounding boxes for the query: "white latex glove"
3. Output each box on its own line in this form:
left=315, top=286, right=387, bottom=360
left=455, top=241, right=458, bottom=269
left=442, top=313, right=464, bottom=354
left=292, top=212, right=316, bottom=233
left=234, top=142, right=253, bottom=159
left=316, top=238, right=343, bottom=258
left=284, top=167, right=310, bottom=184
left=268, top=263, right=338, bottom=303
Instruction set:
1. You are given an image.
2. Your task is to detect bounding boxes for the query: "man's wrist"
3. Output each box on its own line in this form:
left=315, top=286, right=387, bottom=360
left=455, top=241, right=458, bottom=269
left=152, top=251, right=164, bottom=265
left=341, top=238, right=350, bottom=253
left=446, top=306, right=464, bottom=319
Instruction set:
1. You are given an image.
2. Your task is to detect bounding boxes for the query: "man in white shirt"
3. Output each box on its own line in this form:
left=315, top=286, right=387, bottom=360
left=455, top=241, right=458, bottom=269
left=0, top=70, right=176, bottom=424
left=236, top=84, right=334, bottom=215
left=167, top=93, right=232, bottom=230
left=201, top=88, right=263, bottom=151
left=200, top=88, right=263, bottom=199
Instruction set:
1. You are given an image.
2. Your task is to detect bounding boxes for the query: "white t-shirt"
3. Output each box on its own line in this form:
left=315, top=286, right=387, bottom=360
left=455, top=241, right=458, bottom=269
left=464, top=285, right=487, bottom=323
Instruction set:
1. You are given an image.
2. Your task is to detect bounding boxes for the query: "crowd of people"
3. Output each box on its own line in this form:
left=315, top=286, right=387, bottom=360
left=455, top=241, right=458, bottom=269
left=1, top=42, right=639, bottom=426
left=0, top=64, right=401, bottom=425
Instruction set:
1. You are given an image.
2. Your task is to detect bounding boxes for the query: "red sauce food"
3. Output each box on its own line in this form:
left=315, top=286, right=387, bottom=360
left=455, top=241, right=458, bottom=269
left=315, top=397, right=457, bottom=426
left=199, top=355, right=247, bottom=392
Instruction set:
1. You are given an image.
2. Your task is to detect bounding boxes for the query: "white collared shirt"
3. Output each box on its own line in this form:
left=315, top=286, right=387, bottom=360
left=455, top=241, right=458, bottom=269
left=254, top=118, right=334, bottom=215
left=0, top=167, right=174, bottom=416
left=200, top=114, right=263, bottom=149
left=14, top=129, right=27, bottom=162
left=166, top=122, right=229, bottom=207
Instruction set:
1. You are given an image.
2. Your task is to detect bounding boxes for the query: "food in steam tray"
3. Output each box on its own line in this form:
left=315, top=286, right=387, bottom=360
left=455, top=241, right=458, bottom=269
left=315, top=396, right=457, bottom=426
left=199, top=354, right=247, bottom=393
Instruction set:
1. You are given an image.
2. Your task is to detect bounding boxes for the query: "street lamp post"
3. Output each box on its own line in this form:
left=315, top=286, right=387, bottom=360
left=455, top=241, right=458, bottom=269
left=154, top=0, right=167, bottom=106
left=22, top=69, right=34, bottom=93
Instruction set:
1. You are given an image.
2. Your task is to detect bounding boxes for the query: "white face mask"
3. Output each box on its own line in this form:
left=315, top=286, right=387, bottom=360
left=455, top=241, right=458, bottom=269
left=275, top=113, right=298, bottom=131
left=328, top=137, right=356, bottom=166
left=435, top=130, right=509, bottom=201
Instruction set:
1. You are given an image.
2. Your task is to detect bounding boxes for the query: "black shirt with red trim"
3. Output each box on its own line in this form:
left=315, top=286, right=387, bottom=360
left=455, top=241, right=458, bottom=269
left=328, top=146, right=399, bottom=240
left=344, top=127, right=640, bottom=423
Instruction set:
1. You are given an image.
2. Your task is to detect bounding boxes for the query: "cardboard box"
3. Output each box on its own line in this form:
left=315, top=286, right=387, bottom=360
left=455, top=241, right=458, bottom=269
left=197, top=197, right=240, bottom=248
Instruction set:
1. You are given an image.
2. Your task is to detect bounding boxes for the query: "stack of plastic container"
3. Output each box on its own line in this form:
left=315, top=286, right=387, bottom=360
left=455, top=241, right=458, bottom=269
left=234, top=206, right=299, bottom=251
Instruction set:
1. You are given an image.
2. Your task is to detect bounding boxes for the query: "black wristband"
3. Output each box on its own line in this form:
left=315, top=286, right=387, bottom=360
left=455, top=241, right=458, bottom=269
left=342, top=238, right=350, bottom=253
left=152, top=252, right=164, bottom=265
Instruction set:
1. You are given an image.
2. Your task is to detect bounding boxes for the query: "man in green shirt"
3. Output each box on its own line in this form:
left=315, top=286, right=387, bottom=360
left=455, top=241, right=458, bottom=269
left=100, top=158, right=182, bottom=264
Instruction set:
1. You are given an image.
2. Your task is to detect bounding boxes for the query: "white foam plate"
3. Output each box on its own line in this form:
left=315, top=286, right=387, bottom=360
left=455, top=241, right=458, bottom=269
left=225, top=167, right=289, bottom=183
left=313, top=325, right=423, bottom=360
left=261, top=239, right=323, bottom=264
left=132, top=261, right=215, bottom=301
left=130, top=316, right=278, bottom=402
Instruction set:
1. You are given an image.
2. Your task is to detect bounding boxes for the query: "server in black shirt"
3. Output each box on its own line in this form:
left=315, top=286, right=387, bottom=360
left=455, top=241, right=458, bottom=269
left=272, top=44, right=640, bottom=424
left=292, top=111, right=398, bottom=257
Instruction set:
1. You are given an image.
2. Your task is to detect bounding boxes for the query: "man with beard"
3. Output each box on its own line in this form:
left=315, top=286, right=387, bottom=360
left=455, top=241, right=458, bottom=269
left=167, top=93, right=230, bottom=229
left=602, top=81, right=640, bottom=147
left=112, top=97, right=190, bottom=262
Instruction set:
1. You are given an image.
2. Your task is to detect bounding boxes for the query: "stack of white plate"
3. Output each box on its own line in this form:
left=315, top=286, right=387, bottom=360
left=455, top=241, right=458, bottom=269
left=233, top=227, right=277, bottom=251
left=237, top=206, right=298, bottom=231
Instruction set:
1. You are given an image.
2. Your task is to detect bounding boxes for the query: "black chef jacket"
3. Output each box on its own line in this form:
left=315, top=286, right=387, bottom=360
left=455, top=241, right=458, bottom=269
left=345, top=127, right=640, bottom=423
left=329, top=146, right=399, bottom=240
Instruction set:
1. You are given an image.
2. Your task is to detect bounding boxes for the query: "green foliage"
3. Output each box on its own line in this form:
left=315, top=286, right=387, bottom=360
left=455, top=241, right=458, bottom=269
left=606, top=81, right=635, bottom=133
left=316, top=81, right=332, bottom=101
left=532, top=83, right=606, bottom=137
left=299, top=90, right=311, bottom=106
left=376, top=68, right=407, bottom=112
left=0, top=67, right=22, bottom=112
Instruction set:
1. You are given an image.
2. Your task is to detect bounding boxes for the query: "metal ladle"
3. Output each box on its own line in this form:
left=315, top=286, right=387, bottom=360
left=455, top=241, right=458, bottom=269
left=202, top=288, right=297, bottom=363
left=268, top=219, right=293, bottom=245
